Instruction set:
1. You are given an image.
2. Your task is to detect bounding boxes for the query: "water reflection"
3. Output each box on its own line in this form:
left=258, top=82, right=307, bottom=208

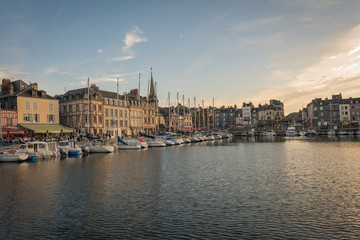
left=1, top=137, right=360, bottom=239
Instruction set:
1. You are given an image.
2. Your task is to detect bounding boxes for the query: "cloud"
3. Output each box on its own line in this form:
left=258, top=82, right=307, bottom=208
left=98, top=49, right=103, bottom=53
left=122, top=26, right=147, bottom=53
left=274, top=0, right=342, bottom=9
left=108, top=25, right=147, bottom=62
left=107, top=55, right=134, bottom=62
left=249, top=24, right=360, bottom=113
left=44, top=67, right=58, bottom=75
left=230, top=16, right=284, bottom=31
left=0, top=67, right=29, bottom=79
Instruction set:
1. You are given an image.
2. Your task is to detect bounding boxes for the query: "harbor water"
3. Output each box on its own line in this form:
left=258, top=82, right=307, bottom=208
left=1, top=137, right=360, bottom=239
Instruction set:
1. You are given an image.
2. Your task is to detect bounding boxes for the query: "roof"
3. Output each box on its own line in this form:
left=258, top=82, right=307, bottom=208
left=0, top=86, right=56, bottom=100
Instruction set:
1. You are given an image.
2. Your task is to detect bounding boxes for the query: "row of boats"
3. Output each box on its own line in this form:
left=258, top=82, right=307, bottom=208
left=0, top=131, right=233, bottom=162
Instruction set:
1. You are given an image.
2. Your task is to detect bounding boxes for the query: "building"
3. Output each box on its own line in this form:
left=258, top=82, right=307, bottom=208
left=59, top=84, right=104, bottom=135
left=214, top=106, right=237, bottom=129
left=350, top=98, right=360, bottom=122
left=242, top=102, right=254, bottom=124
left=0, top=79, right=72, bottom=136
left=257, top=100, right=284, bottom=126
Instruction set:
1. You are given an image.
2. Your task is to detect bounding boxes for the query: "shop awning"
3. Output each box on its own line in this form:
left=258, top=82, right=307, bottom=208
left=19, top=124, right=74, bottom=134
left=1, top=127, right=25, bottom=135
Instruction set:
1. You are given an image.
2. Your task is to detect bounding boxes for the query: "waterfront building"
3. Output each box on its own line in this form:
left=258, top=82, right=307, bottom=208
left=306, top=94, right=360, bottom=129
left=0, top=79, right=72, bottom=136
left=59, top=84, right=104, bottom=135
left=235, top=109, right=243, bottom=125
left=349, top=98, right=360, bottom=122
left=214, top=106, right=237, bottom=129
left=100, top=89, right=128, bottom=137
left=258, top=100, right=284, bottom=126
left=242, top=102, right=253, bottom=124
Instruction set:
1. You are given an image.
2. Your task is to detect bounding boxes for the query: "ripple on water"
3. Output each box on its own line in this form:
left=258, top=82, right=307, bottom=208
left=1, top=138, right=360, bottom=239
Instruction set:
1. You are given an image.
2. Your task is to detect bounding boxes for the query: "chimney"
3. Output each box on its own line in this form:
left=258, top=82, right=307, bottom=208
left=30, top=82, right=38, bottom=90
left=1, top=78, right=11, bottom=95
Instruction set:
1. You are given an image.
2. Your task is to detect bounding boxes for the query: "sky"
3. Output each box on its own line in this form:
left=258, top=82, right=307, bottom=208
left=1, top=0, right=360, bottom=114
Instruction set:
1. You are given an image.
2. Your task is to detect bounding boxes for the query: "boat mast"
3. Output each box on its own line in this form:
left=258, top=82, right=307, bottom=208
left=114, top=78, right=119, bottom=145
left=213, top=97, right=215, bottom=131
left=155, top=82, right=159, bottom=133
left=194, top=97, right=196, bottom=132
left=202, top=99, right=205, bottom=131
left=188, top=98, right=190, bottom=133
left=87, top=77, right=90, bottom=134
left=138, top=73, right=141, bottom=135
left=168, top=92, right=171, bottom=131
left=177, top=92, right=179, bottom=132
left=146, top=79, right=150, bottom=135
left=182, top=94, right=185, bottom=132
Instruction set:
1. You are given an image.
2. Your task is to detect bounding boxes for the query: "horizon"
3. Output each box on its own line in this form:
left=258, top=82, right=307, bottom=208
left=1, top=0, right=360, bottom=114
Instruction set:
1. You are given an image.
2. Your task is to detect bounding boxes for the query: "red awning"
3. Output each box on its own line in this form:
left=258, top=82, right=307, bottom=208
left=1, top=127, right=25, bottom=135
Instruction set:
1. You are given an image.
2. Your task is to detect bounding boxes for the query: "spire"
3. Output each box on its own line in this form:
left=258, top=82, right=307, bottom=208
left=148, top=68, right=158, bottom=103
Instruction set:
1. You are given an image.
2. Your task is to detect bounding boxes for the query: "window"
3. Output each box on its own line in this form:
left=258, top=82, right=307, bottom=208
left=48, top=114, right=55, bottom=123
left=6, top=118, right=12, bottom=126
left=34, top=114, right=40, bottom=122
left=99, top=116, right=102, bottom=123
left=93, top=116, right=97, bottom=124
left=49, top=103, right=54, bottom=111
left=26, top=101, right=30, bottom=110
left=76, top=105, right=80, bottom=112
left=124, top=110, right=127, bottom=117
left=110, top=109, right=113, bottom=117
left=93, top=105, right=96, bottom=111
left=23, top=113, right=31, bottom=122
left=33, top=102, right=38, bottom=110
left=120, top=120, right=123, bottom=127
left=98, top=105, right=101, bottom=111
left=105, top=109, right=109, bottom=117
left=125, top=120, right=128, bottom=127
left=115, top=110, right=118, bottom=117
left=105, top=120, right=109, bottom=127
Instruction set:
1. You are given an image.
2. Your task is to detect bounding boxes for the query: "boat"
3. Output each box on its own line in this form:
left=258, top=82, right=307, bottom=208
left=285, top=127, right=298, bottom=136
left=58, top=140, right=82, bottom=157
left=0, top=149, right=28, bottom=162
left=162, top=138, right=175, bottom=146
left=117, top=139, right=141, bottom=150
left=190, top=135, right=200, bottom=142
left=327, top=129, right=336, bottom=136
left=206, top=135, right=215, bottom=141
left=146, top=139, right=166, bottom=147
left=86, top=140, right=114, bottom=153
left=19, top=141, right=59, bottom=159
left=182, top=137, right=191, bottom=143
left=221, top=132, right=231, bottom=138
left=265, top=130, right=277, bottom=136
left=298, top=131, right=307, bottom=136
left=214, top=133, right=222, bottom=139
left=172, top=138, right=183, bottom=145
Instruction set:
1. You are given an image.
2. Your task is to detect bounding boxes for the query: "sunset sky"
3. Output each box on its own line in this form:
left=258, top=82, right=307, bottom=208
left=1, top=0, right=360, bottom=113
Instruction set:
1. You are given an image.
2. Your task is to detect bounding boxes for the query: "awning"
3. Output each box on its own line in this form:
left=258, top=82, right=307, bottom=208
left=1, top=127, right=25, bottom=135
left=19, top=124, right=74, bottom=134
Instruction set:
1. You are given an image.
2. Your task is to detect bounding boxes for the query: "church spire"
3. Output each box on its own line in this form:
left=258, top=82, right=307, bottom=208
left=148, top=67, right=157, bottom=103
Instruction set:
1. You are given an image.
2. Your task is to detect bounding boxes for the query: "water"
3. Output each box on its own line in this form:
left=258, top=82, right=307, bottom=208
left=1, top=137, right=360, bottom=239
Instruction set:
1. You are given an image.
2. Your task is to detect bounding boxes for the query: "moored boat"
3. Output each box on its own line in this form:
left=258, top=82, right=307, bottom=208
left=0, top=149, right=28, bottom=162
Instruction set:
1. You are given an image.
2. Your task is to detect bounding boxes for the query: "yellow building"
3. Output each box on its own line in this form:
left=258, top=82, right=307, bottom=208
left=0, top=79, right=72, bottom=136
